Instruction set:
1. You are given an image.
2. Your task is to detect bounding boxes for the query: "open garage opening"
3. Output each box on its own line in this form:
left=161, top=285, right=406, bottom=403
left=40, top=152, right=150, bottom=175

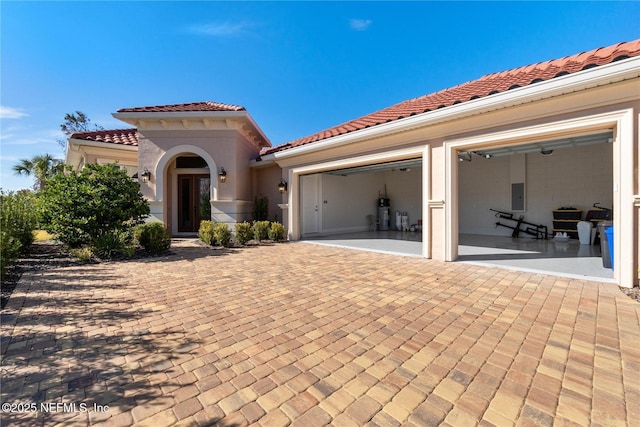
left=300, top=158, right=423, bottom=256
left=455, top=131, right=615, bottom=281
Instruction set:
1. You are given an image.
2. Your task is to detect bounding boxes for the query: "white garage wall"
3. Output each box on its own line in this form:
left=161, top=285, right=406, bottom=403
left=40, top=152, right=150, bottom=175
left=459, top=143, right=613, bottom=236
left=321, top=173, right=384, bottom=232
left=459, top=155, right=512, bottom=235
left=319, top=167, right=423, bottom=234
left=383, top=167, right=423, bottom=228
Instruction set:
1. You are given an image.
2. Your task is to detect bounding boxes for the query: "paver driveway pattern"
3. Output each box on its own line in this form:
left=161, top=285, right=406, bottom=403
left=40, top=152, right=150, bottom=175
left=1, top=240, right=638, bottom=426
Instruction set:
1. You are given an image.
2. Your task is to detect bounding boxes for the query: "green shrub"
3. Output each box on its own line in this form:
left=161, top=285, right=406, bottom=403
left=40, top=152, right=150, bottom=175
left=253, top=195, right=269, bottom=221
left=70, top=247, right=94, bottom=262
left=234, top=221, right=253, bottom=245
left=213, top=223, right=232, bottom=248
left=91, top=229, right=131, bottom=259
left=1, top=231, right=22, bottom=278
left=39, top=163, right=149, bottom=247
left=1, top=190, right=38, bottom=277
left=268, top=222, right=286, bottom=242
left=252, top=220, right=270, bottom=241
left=135, top=222, right=171, bottom=254
left=198, top=220, right=216, bottom=245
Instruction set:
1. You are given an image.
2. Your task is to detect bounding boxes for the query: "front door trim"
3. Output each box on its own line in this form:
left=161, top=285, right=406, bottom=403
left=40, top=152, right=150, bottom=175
left=177, top=174, right=211, bottom=233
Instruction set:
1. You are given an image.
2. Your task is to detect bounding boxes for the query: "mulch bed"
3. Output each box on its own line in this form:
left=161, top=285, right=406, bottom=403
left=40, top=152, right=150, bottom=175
left=2, top=241, right=639, bottom=310
left=1, top=241, right=81, bottom=310
left=619, top=286, right=640, bottom=303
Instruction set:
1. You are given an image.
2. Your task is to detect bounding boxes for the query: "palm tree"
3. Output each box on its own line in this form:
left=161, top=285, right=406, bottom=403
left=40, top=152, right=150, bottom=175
left=13, top=154, right=64, bottom=191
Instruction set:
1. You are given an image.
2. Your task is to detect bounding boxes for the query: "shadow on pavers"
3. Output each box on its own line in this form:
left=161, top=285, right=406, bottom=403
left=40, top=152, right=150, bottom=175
left=1, top=259, right=203, bottom=425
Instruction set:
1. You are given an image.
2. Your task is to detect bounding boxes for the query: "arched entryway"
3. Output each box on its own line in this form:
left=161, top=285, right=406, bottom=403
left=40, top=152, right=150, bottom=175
left=154, top=145, right=218, bottom=235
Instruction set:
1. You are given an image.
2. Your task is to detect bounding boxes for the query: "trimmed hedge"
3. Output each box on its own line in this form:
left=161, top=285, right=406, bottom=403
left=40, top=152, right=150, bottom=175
left=268, top=222, right=286, bottom=242
left=198, top=220, right=216, bottom=245
left=198, top=221, right=231, bottom=247
left=234, top=221, right=253, bottom=245
left=135, top=222, right=171, bottom=254
left=252, top=220, right=270, bottom=242
left=214, top=223, right=232, bottom=248
left=200, top=220, right=287, bottom=247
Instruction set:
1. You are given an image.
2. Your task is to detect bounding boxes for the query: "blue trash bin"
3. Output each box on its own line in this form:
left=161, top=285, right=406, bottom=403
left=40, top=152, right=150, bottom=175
left=604, top=226, right=614, bottom=270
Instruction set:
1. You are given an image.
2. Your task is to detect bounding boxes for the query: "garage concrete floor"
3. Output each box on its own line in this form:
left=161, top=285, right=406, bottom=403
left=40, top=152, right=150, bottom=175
left=303, top=231, right=615, bottom=282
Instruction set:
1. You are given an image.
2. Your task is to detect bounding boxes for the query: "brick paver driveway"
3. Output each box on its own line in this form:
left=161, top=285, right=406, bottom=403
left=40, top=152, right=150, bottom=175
left=1, top=241, right=639, bottom=426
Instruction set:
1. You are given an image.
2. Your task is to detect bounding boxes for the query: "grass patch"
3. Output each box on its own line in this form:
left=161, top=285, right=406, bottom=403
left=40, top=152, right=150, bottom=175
left=33, top=230, right=54, bottom=241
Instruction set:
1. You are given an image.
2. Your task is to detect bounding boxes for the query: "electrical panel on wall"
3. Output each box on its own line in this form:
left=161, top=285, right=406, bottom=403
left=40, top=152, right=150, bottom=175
left=510, top=154, right=526, bottom=212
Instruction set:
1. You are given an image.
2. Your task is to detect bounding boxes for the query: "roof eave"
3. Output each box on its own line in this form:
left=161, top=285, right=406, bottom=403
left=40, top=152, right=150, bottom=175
left=272, top=56, right=640, bottom=160
left=112, top=110, right=249, bottom=124
left=68, top=137, right=139, bottom=152
left=112, top=110, right=271, bottom=148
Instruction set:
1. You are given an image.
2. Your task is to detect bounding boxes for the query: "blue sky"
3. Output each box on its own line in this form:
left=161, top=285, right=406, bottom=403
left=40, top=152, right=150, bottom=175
left=1, top=1, right=639, bottom=191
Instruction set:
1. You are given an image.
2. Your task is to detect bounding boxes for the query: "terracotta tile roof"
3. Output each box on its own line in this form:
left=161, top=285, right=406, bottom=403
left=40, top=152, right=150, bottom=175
left=117, top=101, right=246, bottom=113
left=71, top=128, right=138, bottom=146
left=263, top=39, right=640, bottom=155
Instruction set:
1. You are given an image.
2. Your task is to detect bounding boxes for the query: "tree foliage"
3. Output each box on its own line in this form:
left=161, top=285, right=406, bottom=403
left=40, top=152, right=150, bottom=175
left=39, top=163, right=149, bottom=247
left=0, top=190, right=38, bottom=277
left=12, top=153, right=63, bottom=191
left=58, top=111, right=103, bottom=149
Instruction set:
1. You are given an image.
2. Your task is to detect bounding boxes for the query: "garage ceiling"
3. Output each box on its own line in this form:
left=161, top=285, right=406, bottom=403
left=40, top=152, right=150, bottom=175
left=461, top=130, right=613, bottom=159
left=320, top=130, right=613, bottom=174
left=325, top=158, right=422, bottom=176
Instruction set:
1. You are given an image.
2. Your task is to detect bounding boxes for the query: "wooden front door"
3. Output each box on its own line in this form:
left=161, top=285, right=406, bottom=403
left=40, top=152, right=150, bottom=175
left=178, top=174, right=211, bottom=232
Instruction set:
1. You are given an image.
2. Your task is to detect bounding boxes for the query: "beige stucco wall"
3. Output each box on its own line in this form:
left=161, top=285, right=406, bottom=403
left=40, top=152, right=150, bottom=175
left=135, top=127, right=263, bottom=231
left=253, top=164, right=285, bottom=222
left=137, top=129, right=234, bottom=199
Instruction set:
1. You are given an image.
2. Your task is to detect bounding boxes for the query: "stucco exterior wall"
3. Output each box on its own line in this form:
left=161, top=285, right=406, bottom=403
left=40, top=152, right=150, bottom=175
left=272, top=77, right=639, bottom=287
left=253, top=164, right=284, bottom=222
left=135, top=128, right=263, bottom=229
left=137, top=129, right=236, bottom=199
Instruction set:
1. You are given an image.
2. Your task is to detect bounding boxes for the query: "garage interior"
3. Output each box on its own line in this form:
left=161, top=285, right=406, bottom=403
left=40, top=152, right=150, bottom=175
left=303, top=131, right=615, bottom=282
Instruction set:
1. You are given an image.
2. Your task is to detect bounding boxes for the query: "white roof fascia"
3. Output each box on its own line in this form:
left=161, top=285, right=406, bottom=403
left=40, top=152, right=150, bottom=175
left=249, top=156, right=277, bottom=168
left=112, top=110, right=271, bottom=147
left=272, top=56, right=640, bottom=160
left=69, top=138, right=138, bottom=152
left=112, top=110, right=247, bottom=121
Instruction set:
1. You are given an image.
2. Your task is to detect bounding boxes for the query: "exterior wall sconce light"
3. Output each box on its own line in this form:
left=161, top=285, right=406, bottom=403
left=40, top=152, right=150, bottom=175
left=140, top=168, right=151, bottom=183
left=218, top=167, right=227, bottom=183
left=278, top=178, right=288, bottom=194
